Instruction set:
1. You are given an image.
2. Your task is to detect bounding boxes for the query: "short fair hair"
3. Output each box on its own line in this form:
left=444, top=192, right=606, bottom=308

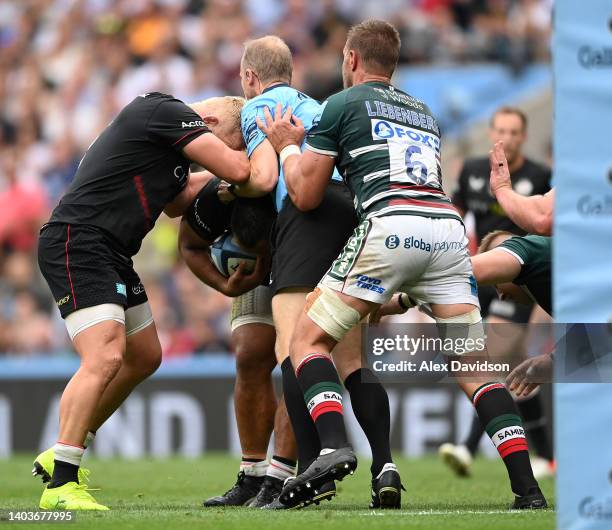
left=242, top=36, right=293, bottom=85
left=490, top=106, right=528, bottom=132
left=190, top=96, right=245, bottom=131
left=346, top=19, right=401, bottom=77
left=478, top=230, right=515, bottom=254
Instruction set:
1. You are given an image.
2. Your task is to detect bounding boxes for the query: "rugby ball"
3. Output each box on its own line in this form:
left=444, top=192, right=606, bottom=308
left=210, top=232, right=257, bottom=277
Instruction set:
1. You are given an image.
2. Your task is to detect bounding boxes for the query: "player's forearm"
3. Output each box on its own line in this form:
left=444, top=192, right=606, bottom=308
left=236, top=140, right=279, bottom=197
left=235, top=168, right=278, bottom=198
left=283, top=154, right=321, bottom=211
left=495, top=188, right=552, bottom=235
left=215, top=150, right=251, bottom=185
left=471, top=252, right=520, bottom=286
left=181, top=247, right=228, bottom=294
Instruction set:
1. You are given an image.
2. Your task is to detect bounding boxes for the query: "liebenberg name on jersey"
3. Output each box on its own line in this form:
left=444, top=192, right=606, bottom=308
left=371, top=119, right=440, bottom=153
left=365, top=100, right=439, bottom=134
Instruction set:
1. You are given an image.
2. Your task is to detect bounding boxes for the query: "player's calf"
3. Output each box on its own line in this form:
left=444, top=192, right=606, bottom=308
left=470, top=382, right=546, bottom=508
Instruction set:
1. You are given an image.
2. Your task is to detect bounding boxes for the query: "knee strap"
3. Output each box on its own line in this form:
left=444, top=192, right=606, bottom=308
left=435, top=308, right=486, bottom=354
left=306, top=286, right=361, bottom=343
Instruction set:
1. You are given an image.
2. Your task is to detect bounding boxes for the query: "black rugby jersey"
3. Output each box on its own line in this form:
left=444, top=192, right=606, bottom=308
left=48, top=92, right=210, bottom=256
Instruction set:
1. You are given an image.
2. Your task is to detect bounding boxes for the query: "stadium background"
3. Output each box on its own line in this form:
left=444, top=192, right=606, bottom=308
left=0, top=0, right=553, bottom=460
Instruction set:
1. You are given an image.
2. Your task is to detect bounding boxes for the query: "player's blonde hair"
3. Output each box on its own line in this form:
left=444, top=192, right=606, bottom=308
left=189, top=96, right=245, bottom=132
left=241, top=36, right=293, bottom=84
left=478, top=230, right=515, bottom=254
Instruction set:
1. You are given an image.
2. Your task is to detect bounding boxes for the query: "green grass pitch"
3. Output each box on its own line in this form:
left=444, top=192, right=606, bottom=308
left=1, top=454, right=555, bottom=529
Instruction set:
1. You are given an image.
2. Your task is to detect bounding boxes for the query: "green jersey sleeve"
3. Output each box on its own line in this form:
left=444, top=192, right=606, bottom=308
left=304, top=91, right=346, bottom=157
left=499, top=235, right=552, bottom=285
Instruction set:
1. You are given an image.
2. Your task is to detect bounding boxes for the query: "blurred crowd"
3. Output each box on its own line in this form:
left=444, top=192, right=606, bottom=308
left=0, top=0, right=551, bottom=356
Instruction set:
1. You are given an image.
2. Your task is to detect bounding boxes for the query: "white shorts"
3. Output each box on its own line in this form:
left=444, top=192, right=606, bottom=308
left=230, top=285, right=274, bottom=332
left=320, top=215, right=480, bottom=308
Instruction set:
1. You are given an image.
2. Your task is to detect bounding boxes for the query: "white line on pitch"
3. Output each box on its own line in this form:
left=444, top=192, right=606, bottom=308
left=362, top=509, right=551, bottom=516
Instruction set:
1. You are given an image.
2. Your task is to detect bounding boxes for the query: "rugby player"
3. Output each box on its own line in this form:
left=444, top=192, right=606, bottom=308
left=178, top=176, right=299, bottom=507
left=236, top=36, right=400, bottom=509
left=441, top=108, right=553, bottom=479
left=34, top=94, right=250, bottom=510
left=259, top=20, right=547, bottom=509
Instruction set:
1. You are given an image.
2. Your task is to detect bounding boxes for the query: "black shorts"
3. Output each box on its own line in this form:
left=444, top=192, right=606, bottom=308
left=270, top=181, right=358, bottom=295
left=38, top=223, right=148, bottom=319
left=479, top=284, right=533, bottom=323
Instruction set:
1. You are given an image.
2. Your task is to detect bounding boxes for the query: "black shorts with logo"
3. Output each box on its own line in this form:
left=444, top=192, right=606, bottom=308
left=270, top=181, right=358, bottom=295
left=38, top=223, right=148, bottom=319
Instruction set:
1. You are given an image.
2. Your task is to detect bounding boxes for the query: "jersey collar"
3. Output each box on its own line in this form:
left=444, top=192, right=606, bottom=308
left=262, top=83, right=290, bottom=94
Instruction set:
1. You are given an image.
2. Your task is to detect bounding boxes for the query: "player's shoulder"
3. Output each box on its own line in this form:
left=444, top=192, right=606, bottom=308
left=242, top=93, right=279, bottom=115
left=128, top=92, right=182, bottom=111
left=125, top=92, right=196, bottom=126
left=243, top=86, right=314, bottom=113
left=314, top=89, right=348, bottom=118
left=333, top=85, right=362, bottom=105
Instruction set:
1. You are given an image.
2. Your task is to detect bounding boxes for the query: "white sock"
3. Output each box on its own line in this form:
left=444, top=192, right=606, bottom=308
left=54, top=442, right=84, bottom=466
left=375, top=462, right=398, bottom=480
left=240, top=458, right=268, bottom=477
left=83, top=431, right=96, bottom=449
left=266, top=457, right=296, bottom=481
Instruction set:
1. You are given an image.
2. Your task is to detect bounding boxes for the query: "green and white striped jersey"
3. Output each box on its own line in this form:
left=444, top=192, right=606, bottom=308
left=498, top=234, right=552, bottom=315
left=305, top=81, right=461, bottom=222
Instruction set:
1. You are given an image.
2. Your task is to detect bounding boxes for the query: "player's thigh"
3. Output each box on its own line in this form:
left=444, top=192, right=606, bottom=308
left=404, top=218, right=480, bottom=310
left=38, top=224, right=129, bottom=373
left=72, top=315, right=126, bottom=380
left=232, top=322, right=276, bottom=375
left=272, top=288, right=309, bottom=363
left=320, top=216, right=429, bottom=308
left=307, top=216, right=421, bottom=346
left=38, top=224, right=130, bottom=322
left=231, top=286, right=276, bottom=367
left=115, top=259, right=161, bottom=372
left=124, top=318, right=162, bottom=375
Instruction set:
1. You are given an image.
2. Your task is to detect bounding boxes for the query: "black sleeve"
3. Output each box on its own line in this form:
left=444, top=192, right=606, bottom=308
left=541, top=165, right=552, bottom=193
left=148, top=98, right=211, bottom=151
left=451, top=163, right=468, bottom=211
left=184, top=178, right=233, bottom=241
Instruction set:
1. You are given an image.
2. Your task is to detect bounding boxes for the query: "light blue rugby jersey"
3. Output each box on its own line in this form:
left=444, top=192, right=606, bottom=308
left=241, top=83, right=342, bottom=211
